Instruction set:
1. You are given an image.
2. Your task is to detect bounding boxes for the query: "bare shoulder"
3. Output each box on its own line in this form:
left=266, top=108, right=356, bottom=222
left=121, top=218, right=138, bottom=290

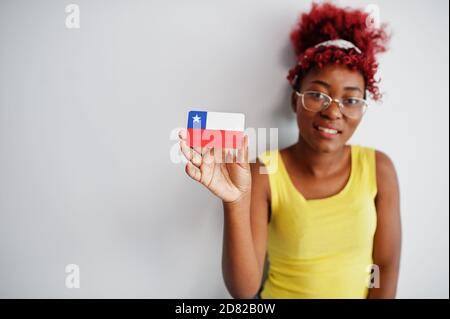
left=374, top=150, right=400, bottom=195
left=375, top=150, right=397, bottom=179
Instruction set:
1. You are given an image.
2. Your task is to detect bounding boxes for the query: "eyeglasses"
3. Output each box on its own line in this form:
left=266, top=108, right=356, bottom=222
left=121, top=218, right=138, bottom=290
left=295, top=90, right=369, bottom=119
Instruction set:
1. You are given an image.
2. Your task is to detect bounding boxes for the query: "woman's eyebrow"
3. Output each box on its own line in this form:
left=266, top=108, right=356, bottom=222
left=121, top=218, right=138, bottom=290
left=309, top=80, right=330, bottom=88
left=344, top=86, right=363, bottom=93
left=309, top=80, right=363, bottom=93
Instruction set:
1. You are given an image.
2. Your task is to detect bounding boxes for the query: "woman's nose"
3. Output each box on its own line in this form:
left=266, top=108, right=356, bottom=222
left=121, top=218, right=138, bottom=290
left=320, top=100, right=342, bottom=120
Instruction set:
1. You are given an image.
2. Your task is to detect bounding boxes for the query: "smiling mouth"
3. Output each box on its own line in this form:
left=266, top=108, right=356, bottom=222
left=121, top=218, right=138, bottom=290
left=313, top=124, right=342, bottom=135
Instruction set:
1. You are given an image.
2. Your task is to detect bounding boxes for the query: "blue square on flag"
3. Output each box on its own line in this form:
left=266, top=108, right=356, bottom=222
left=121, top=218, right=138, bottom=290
left=186, top=110, right=245, bottom=149
left=187, top=111, right=207, bottom=129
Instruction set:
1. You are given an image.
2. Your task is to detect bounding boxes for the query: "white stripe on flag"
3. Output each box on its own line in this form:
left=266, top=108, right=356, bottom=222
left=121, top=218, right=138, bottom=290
left=205, top=112, right=245, bottom=131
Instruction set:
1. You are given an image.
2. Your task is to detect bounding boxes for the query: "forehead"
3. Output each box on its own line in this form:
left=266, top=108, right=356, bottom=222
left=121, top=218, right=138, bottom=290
left=301, top=64, right=365, bottom=89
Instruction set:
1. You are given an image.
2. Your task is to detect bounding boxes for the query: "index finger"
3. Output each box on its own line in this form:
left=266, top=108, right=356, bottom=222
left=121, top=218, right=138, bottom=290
left=178, top=129, right=187, bottom=141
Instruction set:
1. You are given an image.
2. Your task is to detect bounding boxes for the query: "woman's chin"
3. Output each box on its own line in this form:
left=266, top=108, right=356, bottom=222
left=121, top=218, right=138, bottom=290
left=310, top=138, right=344, bottom=153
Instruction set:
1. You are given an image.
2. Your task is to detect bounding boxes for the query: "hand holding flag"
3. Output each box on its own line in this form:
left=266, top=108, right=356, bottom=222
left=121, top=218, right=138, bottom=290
left=178, top=127, right=251, bottom=204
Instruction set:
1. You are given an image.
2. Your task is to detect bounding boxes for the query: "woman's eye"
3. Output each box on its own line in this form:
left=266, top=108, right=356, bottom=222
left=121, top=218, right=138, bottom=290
left=311, top=92, right=325, bottom=99
left=344, top=98, right=360, bottom=106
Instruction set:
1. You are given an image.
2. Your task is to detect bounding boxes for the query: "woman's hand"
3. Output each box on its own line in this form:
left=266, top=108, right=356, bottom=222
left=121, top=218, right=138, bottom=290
left=178, top=129, right=251, bottom=203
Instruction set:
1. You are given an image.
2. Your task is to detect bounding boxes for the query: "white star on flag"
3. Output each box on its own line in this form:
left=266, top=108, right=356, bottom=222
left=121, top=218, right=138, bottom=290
left=192, top=114, right=201, bottom=123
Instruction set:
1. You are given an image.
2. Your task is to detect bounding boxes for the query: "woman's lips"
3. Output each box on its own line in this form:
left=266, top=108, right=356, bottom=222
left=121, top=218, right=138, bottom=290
left=313, top=124, right=342, bottom=139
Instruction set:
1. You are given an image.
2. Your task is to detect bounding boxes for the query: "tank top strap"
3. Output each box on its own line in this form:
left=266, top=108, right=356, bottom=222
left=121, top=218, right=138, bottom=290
left=258, top=149, right=291, bottom=212
left=350, top=144, right=378, bottom=199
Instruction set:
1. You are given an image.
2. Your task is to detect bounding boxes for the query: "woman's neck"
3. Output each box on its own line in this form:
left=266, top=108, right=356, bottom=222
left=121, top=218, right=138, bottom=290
left=289, top=135, right=348, bottom=178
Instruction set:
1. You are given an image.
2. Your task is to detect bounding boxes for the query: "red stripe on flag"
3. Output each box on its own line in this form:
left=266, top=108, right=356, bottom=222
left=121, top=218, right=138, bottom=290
left=187, top=128, right=244, bottom=149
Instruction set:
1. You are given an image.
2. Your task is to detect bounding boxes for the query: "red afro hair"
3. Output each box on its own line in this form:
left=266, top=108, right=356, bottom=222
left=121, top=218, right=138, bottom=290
left=287, top=2, right=390, bottom=101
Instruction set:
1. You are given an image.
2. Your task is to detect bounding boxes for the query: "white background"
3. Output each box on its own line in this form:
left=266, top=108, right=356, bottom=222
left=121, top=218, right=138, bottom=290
left=0, top=0, right=448, bottom=298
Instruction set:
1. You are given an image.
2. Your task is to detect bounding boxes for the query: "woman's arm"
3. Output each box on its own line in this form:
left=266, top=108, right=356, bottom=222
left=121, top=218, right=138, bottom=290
left=222, top=160, right=269, bottom=299
left=368, top=151, right=402, bottom=299
left=178, top=130, right=269, bottom=299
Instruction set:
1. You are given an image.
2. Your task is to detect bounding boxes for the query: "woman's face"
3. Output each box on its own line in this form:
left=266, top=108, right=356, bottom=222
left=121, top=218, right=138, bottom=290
left=292, top=64, right=366, bottom=153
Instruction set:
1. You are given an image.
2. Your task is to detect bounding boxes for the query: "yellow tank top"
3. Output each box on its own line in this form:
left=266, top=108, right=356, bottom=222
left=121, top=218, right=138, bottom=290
left=258, top=144, right=377, bottom=299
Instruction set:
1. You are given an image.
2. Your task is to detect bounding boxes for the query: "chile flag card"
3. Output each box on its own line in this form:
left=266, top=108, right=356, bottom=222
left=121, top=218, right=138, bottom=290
left=186, top=110, right=245, bottom=149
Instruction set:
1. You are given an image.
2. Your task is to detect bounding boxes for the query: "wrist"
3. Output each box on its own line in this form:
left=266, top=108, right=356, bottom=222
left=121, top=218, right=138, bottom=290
left=223, top=189, right=251, bottom=210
